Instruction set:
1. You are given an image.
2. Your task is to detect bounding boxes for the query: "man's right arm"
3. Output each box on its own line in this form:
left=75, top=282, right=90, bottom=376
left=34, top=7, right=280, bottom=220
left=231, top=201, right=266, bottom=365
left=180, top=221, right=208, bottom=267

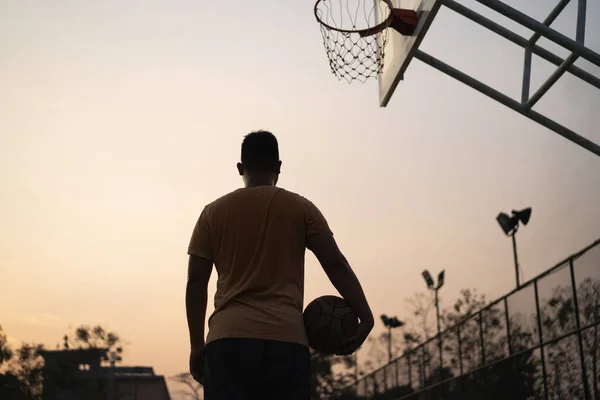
left=306, top=232, right=374, bottom=353
left=306, top=232, right=374, bottom=325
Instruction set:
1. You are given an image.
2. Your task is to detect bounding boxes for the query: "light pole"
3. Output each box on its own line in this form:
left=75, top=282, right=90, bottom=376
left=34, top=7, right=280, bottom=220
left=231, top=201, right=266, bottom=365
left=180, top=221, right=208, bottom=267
left=381, top=314, right=404, bottom=363
left=422, top=269, right=445, bottom=379
left=496, top=207, right=532, bottom=288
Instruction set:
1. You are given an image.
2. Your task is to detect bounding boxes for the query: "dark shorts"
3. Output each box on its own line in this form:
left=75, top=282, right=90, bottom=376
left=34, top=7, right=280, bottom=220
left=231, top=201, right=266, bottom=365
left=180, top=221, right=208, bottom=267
left=204, top=338, right=310, bottom=400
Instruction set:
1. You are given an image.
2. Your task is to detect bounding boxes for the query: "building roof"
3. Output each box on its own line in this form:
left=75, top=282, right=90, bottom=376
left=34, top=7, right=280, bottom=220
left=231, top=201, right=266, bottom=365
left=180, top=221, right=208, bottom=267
left=39, top=348, right=171, bottom=400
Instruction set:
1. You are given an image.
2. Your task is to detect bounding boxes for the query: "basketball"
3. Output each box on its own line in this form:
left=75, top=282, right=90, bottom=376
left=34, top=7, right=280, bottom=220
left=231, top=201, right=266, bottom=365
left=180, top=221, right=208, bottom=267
left=303, top=295, right=359, bottom=354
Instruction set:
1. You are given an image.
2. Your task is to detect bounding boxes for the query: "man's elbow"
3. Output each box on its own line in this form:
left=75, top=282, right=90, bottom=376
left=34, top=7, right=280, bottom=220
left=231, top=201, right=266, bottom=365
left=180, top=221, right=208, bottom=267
left=321, top=253, right=351, bottom=275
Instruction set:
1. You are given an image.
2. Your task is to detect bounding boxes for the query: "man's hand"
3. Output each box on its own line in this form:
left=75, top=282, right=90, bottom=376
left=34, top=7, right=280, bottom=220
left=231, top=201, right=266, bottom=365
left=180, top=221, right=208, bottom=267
left=189, top=346, right=205, bottom=385
left=335, top=318, right=374, bottom=355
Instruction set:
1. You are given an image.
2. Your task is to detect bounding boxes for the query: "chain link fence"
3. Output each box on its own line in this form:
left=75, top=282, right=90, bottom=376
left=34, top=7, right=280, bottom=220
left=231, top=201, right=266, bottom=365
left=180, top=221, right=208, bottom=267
left=334, top=238, right=600, bottom=400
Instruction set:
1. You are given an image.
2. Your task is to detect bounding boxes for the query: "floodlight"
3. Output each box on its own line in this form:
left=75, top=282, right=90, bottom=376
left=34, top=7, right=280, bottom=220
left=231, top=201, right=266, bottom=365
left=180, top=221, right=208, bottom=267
left=512, top=208, right=532, bottom=225
left=381, top=314, right=403, bottom=328
left=422, top=270, right=434, bottom=288
left=437, top=270, right=445, bottom=289
left=389, top=317, right=404, bottom=328
left=496, top=212, right=517, bottom=235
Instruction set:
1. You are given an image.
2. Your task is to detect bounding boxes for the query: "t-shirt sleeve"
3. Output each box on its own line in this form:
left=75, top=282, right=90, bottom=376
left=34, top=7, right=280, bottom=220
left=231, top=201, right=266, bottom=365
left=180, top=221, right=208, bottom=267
left=188, top=205, right=213, bottom=260
left=304, top=199, right=333, bottom=237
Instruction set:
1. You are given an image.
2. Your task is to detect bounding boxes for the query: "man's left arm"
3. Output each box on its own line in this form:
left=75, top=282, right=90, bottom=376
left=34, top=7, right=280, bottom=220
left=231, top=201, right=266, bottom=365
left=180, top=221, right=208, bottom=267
left=186, top=254, right=213, bottom=350
left=186, top=205, right=214, bottom=383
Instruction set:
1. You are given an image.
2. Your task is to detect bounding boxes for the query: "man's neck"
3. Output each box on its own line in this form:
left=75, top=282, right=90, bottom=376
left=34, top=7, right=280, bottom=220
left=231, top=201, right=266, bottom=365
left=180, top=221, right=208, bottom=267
left=245, top=181, right=275, bottom=188
left=244, top=174, right=276, bottom=188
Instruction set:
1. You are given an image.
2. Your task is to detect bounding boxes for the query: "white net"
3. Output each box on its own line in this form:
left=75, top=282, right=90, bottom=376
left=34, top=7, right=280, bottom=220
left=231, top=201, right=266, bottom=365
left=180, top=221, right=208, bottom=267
left=315, top=0, right=392, bottom=83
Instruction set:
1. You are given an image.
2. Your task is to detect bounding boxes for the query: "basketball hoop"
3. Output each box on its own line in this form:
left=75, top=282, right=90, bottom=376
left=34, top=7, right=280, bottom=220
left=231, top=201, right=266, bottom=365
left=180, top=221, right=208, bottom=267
left=314, top=0, right=418, bottom=83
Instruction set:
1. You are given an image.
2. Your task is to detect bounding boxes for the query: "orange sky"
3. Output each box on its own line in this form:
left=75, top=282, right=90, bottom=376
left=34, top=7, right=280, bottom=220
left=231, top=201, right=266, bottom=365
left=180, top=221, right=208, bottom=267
left=1, top=0, right=600, bottom=397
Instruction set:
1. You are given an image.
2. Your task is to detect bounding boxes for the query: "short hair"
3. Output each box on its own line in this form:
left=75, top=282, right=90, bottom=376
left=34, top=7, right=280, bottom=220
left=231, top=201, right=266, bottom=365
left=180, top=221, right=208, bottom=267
left=241, top=130, right=280, bottom=172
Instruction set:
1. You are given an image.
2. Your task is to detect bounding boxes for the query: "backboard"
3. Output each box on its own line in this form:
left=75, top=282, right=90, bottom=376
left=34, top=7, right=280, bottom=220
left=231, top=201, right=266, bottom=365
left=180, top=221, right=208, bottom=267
left=376, top=0, right=441, bottom=107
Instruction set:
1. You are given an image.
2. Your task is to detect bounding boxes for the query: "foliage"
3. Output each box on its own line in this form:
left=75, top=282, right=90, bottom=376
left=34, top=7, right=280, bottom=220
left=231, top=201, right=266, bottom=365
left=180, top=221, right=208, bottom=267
left=0, top=323, right=127, bottom=400
left=62, top=324, right=124, bottom=366
left=359, top=291, right=436, bottom=377
left=537, top=277, right=600, bottom=399
left=0, top=325, right=14, bottom=368
left=404, top=291, right=437, bottom=343
left=0, top=326, right=45, bottom=400
left=353, top=288, right=540, bottom=399
left=310, top=349, right=355, bottom=400
left=8, top=342, right=45, bottom=400
left=169, top=372, right=203, bottom=400
left=361, top=331, right=403, bottom=375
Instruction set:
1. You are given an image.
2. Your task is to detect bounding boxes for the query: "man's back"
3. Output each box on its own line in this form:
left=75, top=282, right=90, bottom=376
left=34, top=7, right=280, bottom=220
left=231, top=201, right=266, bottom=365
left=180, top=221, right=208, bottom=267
left=188, top=186, right=331, bottom=347
left=186, top=130, right=373, bottom=400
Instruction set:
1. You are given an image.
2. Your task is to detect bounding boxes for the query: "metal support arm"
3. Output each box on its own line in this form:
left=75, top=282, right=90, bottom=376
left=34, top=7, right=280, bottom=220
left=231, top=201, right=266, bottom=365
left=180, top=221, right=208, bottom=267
left=421, top=0, right=600, bottom=159
left=414, top=50, right=600, bottom=157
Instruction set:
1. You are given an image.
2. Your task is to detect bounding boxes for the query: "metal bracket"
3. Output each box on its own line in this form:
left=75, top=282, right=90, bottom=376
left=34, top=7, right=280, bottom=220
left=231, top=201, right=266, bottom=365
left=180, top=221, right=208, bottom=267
left=415, top=0, right=600, bottom=158
left=390, top=9, right=418, bottom=36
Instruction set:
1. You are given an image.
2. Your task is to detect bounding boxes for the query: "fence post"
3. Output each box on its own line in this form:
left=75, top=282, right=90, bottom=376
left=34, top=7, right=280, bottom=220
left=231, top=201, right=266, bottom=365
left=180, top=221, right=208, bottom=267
left=569, top=258, right=591, bottom=399
left=407, top=351, right=412, bottom=388
left=504, top=296, right=516, bottom=397
left=504, top=297, right=513, bottom=355
left=479, top=311, right=487, bottom=396
left=534, top=280, right=549, bottom=400
left=457, top=325, right=463, bottom=397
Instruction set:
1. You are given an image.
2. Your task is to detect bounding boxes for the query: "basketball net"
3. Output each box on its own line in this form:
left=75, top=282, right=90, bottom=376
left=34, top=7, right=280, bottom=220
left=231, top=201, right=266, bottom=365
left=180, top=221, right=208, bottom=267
left=314, top=0, right=417, bottom=83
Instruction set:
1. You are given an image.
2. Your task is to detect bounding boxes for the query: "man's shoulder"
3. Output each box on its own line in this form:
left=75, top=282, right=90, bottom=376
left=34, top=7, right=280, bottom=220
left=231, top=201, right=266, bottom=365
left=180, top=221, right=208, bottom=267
left=204, top=187, right=318, bottom=216
left=206, top=189, right=244, bottom=207
left=275, top=188, right=323, bottom=213
left=212, top=187, right=310, bottom=203
left=277, top=187, right=310, bottom=202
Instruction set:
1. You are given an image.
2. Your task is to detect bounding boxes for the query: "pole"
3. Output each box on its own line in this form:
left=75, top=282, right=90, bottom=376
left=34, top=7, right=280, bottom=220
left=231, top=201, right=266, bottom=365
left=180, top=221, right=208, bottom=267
left=388, top=326, right=392, bottom=363
left=435, top=289, right=443, bottom=380
left=512, top=233, right=520, bottom=288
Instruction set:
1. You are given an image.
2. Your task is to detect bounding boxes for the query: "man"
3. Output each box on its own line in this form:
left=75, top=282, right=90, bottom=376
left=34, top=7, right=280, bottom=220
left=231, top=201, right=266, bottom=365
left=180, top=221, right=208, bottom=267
left=186, top=130, right=374, bottom=400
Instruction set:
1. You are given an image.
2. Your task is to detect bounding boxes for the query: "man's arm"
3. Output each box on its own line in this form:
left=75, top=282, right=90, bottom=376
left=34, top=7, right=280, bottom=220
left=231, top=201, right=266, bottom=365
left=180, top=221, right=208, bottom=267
left=186, top=255, right=213, bottom=349
left=306, top=232, right=374, bottom=329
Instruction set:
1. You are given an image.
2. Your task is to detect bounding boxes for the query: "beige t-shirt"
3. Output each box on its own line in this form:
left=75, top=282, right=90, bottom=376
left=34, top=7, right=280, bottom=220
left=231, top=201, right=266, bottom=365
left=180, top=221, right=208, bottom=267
left=188, top=186, right=332, bottom=347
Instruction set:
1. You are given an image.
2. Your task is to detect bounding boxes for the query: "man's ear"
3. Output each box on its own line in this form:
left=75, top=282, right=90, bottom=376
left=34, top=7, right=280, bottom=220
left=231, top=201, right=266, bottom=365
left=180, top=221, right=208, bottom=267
left=236, top=162, right=244, bottom=176
left=276, top=160, right=282, bottom=174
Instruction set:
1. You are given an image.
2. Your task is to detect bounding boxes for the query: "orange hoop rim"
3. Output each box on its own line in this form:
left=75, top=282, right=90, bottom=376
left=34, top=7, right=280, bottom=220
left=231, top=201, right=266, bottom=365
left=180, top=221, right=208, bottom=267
left=314, top=0, right=394, bottom=37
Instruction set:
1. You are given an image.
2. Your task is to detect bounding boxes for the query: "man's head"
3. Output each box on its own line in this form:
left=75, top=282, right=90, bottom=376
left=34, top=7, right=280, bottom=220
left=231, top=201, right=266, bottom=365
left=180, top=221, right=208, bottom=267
left=237, top=130, right=282, bottom=186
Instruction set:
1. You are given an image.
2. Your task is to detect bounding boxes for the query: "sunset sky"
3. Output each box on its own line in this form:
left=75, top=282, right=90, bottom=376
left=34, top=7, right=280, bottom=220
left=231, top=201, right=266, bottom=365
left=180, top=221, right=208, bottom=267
left=1, top=0, right=599, bottom=397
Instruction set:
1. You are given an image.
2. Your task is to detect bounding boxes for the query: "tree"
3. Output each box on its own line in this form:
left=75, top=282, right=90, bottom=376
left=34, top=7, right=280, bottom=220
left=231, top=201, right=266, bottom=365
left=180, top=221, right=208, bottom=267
left=169, top=372, right=203, bottom=400
left=538, top=277, right=600, bottom=399
left=1, top=325, right=43, bottom=400
left=353, top=288, right=539, bottom=400
left=361, top=331, right=405, bottom=375
left=62, top=325, right=124, bottom=366
left=436, top=289, right=538, bottom=399
left=359, top=291, right=435, bottom=377
left=8, top=342, right=45, bottom=400
left=0, top=325, right=13, bottom=368
left=310, top=350, right=355, bottom=400
left=0, top=325, right=21, bottom=399
left=404, top=291, right=437, bottom=342
left=1, top=324, right=127, bottom=400
left=579, top=278, right=600, bottom=399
